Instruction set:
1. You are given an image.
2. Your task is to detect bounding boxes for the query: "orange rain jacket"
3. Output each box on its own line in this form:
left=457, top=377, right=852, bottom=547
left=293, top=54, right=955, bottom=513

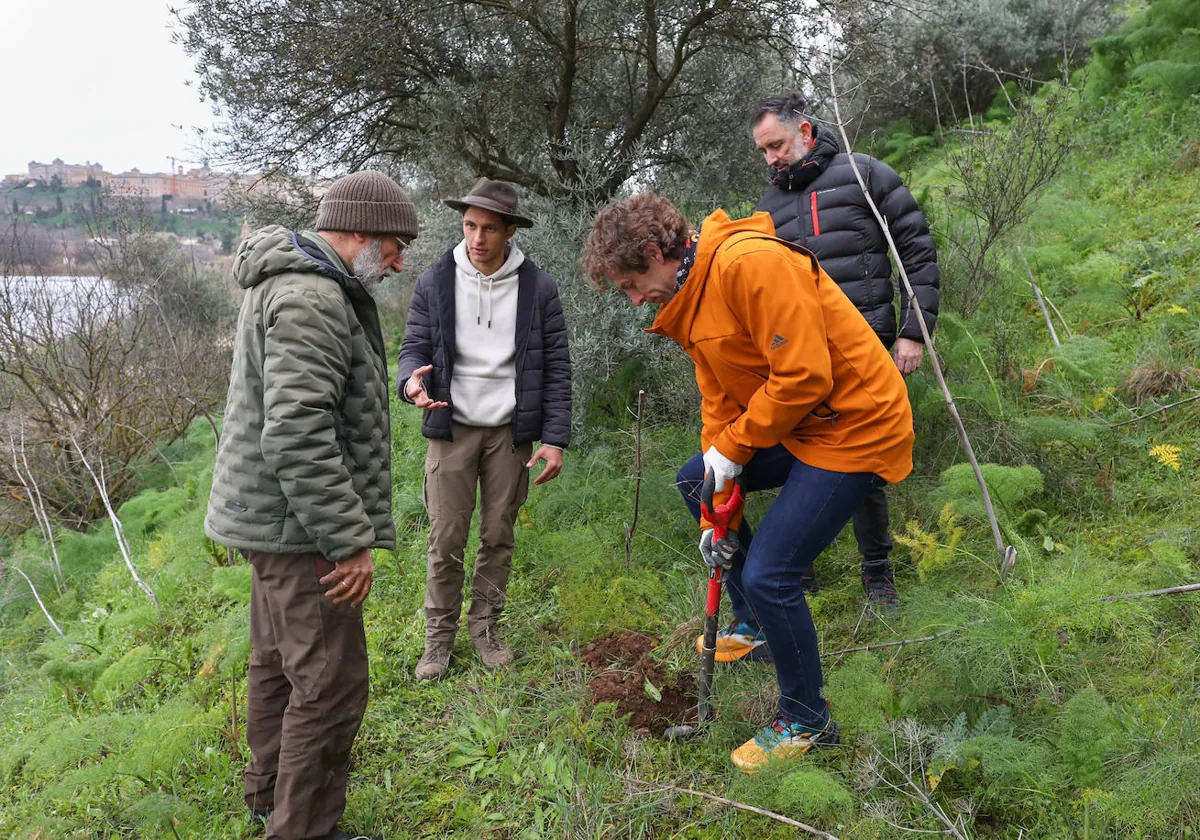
left=649, top=210, right=914, bottom=489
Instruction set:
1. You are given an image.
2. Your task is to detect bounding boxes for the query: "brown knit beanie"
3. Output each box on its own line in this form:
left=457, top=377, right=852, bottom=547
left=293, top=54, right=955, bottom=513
left=314, top=170, right=419, bottom=238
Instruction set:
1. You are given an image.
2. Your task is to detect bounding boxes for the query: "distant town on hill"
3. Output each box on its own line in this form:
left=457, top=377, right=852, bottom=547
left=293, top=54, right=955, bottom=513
left=3, top=158, right=260, bottom=208
left=0, top=158, right=297, bottom=272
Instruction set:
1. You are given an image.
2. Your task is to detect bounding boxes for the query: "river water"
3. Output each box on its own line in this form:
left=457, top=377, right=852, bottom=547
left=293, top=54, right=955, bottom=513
left=1, top=275, right=120, bottom=333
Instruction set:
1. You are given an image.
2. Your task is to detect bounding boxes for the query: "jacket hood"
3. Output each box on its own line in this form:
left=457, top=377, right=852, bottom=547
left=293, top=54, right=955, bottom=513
left=769, top=124, right=840, bottom=192
left=649, top=210, right=776, bottom=348
left=452, top=239, right=525, bottom=281
left=232, top=225, right=356, bottom=290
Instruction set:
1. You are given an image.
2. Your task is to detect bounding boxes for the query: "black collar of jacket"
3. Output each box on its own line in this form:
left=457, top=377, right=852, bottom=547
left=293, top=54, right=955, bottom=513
left=769, top=124, right=840, bottom=192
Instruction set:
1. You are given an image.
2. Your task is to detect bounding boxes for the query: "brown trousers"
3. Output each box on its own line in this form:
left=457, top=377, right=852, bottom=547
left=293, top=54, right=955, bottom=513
left=244, top=550, right=369, bottom=840
left=423, top=422, right=531, bottom=645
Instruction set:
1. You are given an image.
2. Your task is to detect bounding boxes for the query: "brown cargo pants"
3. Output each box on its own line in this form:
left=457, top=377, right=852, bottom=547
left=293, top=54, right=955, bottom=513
left=423, top=422, right=532, bottom=646
left=243, top=549, right=369, bottom=840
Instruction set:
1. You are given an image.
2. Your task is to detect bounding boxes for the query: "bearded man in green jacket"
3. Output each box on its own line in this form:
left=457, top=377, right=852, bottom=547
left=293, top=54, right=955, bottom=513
left=205, top=170, right=417, bottom=840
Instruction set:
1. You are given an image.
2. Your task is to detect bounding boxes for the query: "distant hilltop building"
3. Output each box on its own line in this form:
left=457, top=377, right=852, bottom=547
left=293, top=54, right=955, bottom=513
left=3, top=158, right=271, bottom=208
left=24, top=158, right=105, bottom=187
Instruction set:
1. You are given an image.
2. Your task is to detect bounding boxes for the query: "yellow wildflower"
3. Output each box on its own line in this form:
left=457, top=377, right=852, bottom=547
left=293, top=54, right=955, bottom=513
left=1149, top=444, right=1182, bottom=472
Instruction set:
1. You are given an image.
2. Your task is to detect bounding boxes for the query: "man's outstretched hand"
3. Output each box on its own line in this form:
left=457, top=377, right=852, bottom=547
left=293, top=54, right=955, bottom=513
left=404, top=364, right=449, bottom=410
left=527, top=445, right=563, bottom=485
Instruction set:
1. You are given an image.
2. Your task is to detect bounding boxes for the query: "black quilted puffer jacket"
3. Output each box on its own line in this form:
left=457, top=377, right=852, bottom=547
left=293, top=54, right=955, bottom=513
left=397, top=247, right=572, bottom=449
left=755, top=126, right=939, bottom=347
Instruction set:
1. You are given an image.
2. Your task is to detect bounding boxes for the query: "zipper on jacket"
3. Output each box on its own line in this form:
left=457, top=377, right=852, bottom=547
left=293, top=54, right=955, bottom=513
left=810, top=192, right=821, bottom=236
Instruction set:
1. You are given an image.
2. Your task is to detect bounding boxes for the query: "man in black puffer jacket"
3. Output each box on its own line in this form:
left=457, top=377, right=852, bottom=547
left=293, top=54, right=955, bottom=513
left=398, top=178, right=571, bottom=679
left=751, top=92, right=939, bottom=612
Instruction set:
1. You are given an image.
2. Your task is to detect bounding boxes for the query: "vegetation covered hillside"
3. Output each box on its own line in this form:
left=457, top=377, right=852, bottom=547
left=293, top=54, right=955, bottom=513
left=3, top=3, right=1200, bottom=837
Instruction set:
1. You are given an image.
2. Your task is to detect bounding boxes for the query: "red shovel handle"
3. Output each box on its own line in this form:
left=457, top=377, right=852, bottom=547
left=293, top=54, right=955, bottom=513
left=700, top=472, right=744, bottom=542
left=696, top=473, right=743, bottom=726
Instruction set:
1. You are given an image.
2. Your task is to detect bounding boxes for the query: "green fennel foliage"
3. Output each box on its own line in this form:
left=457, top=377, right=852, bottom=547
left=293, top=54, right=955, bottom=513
left=1058, top=687, right=1115, bottom=787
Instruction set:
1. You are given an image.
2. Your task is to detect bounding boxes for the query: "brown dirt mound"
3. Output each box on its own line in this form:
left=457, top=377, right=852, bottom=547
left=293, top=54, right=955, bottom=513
left=580, top=631, right=698, bottom=738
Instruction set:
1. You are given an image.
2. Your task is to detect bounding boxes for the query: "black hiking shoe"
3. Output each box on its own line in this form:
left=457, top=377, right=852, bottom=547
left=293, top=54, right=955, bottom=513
left=862, top=560, right=900, bottom=615
left=799, top=568, right=821, bottom=594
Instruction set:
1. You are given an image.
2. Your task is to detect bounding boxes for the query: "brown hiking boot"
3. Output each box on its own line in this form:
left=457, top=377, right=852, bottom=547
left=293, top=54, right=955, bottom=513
left=472, top=625, right=513, bottom=670
left=415, top=644, right=452, bottom=681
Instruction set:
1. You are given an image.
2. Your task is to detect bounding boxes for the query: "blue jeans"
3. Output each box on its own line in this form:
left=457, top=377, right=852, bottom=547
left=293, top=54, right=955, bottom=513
left=677, top=446, right=882, bottom=727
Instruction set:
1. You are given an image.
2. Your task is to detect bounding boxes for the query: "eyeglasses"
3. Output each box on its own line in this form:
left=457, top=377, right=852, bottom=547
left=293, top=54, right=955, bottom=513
left=383, top=235, right=412, bottom=255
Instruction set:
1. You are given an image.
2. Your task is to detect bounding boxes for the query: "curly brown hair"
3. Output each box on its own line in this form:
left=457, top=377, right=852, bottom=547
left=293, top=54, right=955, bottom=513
left=580, top=193, right=690, bottom=290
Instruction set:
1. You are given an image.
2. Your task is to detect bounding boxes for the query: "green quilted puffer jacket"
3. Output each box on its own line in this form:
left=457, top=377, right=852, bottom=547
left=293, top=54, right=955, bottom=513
left=205, top=226, right=395, bottom=561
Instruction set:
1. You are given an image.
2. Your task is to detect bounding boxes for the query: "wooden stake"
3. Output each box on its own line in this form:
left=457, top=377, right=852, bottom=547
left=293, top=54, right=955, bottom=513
left=625, top=389, right=646, bottom=565
left=825, top=52, right=1014, bottom=572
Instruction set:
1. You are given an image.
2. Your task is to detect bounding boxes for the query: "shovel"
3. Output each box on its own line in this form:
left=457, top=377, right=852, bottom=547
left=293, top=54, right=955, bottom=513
left=665, top=472, right=745, bottom=740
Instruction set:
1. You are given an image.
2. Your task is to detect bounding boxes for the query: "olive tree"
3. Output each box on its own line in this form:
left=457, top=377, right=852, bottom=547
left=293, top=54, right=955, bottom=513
left=177, top=0, right=801, bottom=203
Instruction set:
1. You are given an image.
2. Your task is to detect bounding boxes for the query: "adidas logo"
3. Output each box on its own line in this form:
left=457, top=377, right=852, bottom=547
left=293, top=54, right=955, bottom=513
left=770, top=334, right=788, bottom=350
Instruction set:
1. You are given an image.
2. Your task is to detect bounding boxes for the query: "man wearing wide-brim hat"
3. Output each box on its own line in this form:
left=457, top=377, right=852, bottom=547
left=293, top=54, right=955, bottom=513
left=398, top=177, right=572, bottom=680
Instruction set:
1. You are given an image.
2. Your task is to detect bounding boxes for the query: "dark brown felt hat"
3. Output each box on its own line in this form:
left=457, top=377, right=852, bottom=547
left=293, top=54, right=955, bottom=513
left=443, top=177, right=534, bottom=228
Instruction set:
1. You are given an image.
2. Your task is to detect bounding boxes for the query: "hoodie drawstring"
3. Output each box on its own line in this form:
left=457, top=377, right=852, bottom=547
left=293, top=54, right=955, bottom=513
left=475, top=272, right=494, bottom=328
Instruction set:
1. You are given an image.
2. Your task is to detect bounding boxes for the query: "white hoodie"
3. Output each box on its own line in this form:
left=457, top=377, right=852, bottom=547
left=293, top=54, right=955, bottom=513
left=450, top=239, right=523, bottom=427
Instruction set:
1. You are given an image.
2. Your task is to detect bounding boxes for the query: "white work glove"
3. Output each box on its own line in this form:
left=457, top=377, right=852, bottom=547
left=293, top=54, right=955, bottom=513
left=700, top=529, right=739, bottom=570
left=703, top=445, right=742, bottom=492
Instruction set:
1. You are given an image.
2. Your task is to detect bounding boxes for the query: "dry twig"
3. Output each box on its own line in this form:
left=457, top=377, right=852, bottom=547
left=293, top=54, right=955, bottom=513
left=9, top=425, right=65, bottom=593
left=825, top=582, right=1200, bottom=658
left=823, top=620, right=988, bottom=659
left=624, top=776, right=843, bottom=839
left=1108, top=393, right=1200, bottom=428
left=0, top=560, right=65, bottom=636
left=69, top=436, right=158, bottom=607
left=1016, top=246, right=1060, bottom=347
left=625, top=389, right=646, bottom=565
left=875, top=748, right=972, bottom=839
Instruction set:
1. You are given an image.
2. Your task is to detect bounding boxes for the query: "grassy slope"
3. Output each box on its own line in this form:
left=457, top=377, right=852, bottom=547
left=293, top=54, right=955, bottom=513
left=3, top=85, right=1200, bottom=840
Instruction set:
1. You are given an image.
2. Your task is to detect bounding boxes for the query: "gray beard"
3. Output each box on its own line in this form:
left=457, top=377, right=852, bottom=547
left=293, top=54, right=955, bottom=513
left=352, top=238, right=386, bottom=295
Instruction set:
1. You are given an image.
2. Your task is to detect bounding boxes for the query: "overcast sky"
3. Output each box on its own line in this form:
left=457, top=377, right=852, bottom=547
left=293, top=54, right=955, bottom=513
left=0, top=0, right=217, bottom=177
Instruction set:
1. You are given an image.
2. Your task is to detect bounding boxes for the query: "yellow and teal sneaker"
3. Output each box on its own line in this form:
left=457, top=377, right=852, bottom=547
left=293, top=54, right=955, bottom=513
left=695, top=620, right=773, bottom=663
left=731, top=717, right=840, bottom=772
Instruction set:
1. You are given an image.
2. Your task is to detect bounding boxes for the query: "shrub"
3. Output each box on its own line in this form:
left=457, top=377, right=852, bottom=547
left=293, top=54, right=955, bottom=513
left=730, top=765, right=855, bottom=825
left=94, top=645, right=155, bottom=700
left=1087, top=0, right=1200, bottom=103
left=826, top=653, right=890, bottom=740
left=555, top=529, right=668, bottom=643
left=937, top=463, right=1044, bottom=519
left=211, top=564, right=252, bottom=605
left=1048, top=335, right=1116, bottom=384
left=1058, top=687, right=1115, bottom=787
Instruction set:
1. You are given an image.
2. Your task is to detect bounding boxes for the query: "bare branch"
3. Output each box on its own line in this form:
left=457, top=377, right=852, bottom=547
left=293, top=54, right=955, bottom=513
left=1, top=560, right=65, bottom=637
left=624, top=776, right=843, bottom=838
left=624, top=389, right=647, bottom=565
left=1016, top=246, right=1060, bottom=347
left=1107, top=393, right=1200, bottom=428
left=69, top=436, right=158, bottom=608
left=9, top=425, right=64, bottom=592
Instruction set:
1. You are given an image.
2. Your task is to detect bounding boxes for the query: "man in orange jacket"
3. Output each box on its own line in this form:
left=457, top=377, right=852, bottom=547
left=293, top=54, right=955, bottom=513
left=582, top=193, right=914, bottom=771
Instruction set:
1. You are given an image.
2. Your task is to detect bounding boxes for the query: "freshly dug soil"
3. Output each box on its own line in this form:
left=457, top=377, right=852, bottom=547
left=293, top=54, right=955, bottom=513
left=580, top=630, right=698, bottom=738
